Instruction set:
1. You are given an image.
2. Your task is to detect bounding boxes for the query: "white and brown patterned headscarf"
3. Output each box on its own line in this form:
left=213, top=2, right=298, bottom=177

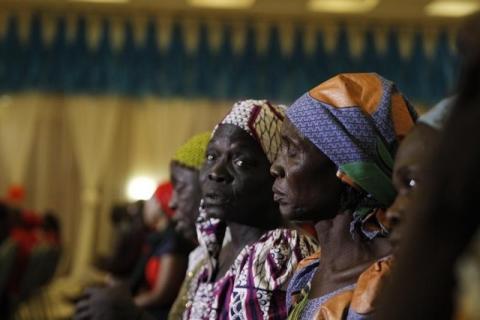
left=214, top=99, right=286, bottom=163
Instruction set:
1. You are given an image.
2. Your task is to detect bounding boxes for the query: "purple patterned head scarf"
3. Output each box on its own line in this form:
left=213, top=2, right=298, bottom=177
left=287, top=73, right=417, bottom=208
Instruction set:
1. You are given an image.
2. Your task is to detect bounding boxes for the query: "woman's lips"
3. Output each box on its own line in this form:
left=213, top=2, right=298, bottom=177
left=273, top=193, right=284, bottom=203
left=204, top=193, right=230, bottom=206
left=272, top=187, right=287, bottom=204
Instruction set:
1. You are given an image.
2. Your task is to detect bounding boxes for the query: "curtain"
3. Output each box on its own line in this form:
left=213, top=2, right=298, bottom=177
left=0, top=13, right=458, bottom=105
left=134, top=99, right=229, bottom=178
left=66, top=96, right=119, bottom=277
left=0, top=93, right=39, bottom=190
left=25, top=96, right=81, bottom=274
left=1, top=93, right=230, bottom=275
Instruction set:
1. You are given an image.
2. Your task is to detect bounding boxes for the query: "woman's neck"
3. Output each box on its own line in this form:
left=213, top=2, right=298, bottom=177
left=212, top=221, right=268, bottom=281
left=227, top=221, right=268, bottom=253
left=314, top=211, right=391, bottom=269
left=306, top=210, right=392, bottom=298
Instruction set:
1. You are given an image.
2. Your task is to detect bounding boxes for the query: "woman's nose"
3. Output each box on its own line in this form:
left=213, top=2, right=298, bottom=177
left=208, top=160, right=232, bottom=183
left=270, top=159, right=285, bottom=178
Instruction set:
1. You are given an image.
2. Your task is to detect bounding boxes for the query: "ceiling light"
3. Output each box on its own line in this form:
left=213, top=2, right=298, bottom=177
left=425, top=1, right=480, bottom=17
left=308, top=0, right=379, bottom=13
left=188, top=0, right=255, bottom=9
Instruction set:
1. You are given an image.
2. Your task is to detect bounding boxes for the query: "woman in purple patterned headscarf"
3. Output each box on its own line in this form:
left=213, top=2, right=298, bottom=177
left=181, top=100, right=318, bottom=320
left=270, top=73, right=417, bottom=319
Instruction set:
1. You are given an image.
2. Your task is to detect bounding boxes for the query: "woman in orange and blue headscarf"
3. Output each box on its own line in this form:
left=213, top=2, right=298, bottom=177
left=270, top=73, right=417, bottom=319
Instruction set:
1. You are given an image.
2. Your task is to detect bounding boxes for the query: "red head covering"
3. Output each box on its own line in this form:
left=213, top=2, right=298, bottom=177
left=153, top=182, right=174, bottom=219
left=7, top=185, right=25, bottom=203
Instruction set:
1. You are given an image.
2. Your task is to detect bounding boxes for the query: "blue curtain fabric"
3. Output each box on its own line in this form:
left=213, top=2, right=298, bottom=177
left=0, top=15, right=458, bottom=105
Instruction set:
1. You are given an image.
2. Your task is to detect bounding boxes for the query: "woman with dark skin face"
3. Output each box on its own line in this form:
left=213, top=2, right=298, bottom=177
left=377, top=37, right=480, bottom=320
left=386, top=87, right=453, bottom=247
left=74, top=133, right=210, bottom=320
left=200, top=124, right=283, bottom=279
left=183, top=100, right=317, bottom=320
left=169, top=132, right=211, bottom=245
left=270, top=73, right=417, bottom=319
left=167, top=132, right=211, bottom=320
left=202, top=125, right=279, bottom=227
left=273, top=119, right=392, bottom=310
left=386, top=123, right=441, bottom=247
left=170, top=163, right=201, bottom=241
left=272, top=120, right=344, bottom=223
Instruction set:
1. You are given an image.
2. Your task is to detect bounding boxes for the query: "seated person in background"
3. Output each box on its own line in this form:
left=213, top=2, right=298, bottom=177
left=128, top=186, right=173, bottom=293
left=5, top=207, right=61, bottom=314
left=97, top=202, right=147, bottom=280
left=0, top=202, right=10, bottom=244
left=74, top=132, right=212, bottom=320
left=42, top=210, right=62, bottom=246
left=271, top=73, right=416, bottom=319
left=183, top=100, right=318, bottom=319
left=8, top=208, right=45, bottom=294
left=131, top=181, right=192, bottom=318
left=167, top=132, right=212, bottom=320
left=0, top=203, right=15, bottom=317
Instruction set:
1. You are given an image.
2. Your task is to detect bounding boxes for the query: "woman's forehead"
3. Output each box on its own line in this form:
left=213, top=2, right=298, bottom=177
left=281, top=119, right=303, bottom=140
left=210, top=125, right=258, bottom=149
left=394, top=124, right=437, bottom=171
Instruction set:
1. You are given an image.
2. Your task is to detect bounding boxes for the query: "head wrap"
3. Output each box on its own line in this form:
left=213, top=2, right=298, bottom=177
left=153, top=181, right=174, bottom=219
left=418, top=96, right=455, bottom=131
left=287, top=73, right=417, bottom=209
left=7, top=185, right=25, bottom=203
left=172, top=132, right=211, bottom=170
left=215, top=99, right=286, bottom=163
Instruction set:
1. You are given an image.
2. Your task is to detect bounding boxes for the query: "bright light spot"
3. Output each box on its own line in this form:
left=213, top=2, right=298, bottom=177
left=126, top=176, right=157, bottom=201
left=425, top=1, right=480, bottom=17
left=188, top=0, right=255, bottom=9
left=308, top=0, right=379, bottom=13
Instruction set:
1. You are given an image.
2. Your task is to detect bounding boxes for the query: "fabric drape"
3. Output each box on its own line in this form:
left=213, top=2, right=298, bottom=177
left=66, top=96, right=119, bottom=276
left=0, top=93, right=39, bottom=188
left=0, top=93, right=231, bottom=275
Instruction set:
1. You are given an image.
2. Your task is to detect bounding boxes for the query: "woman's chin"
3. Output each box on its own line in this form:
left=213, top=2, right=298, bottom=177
left=279, top=204, right=297, bottom=221
left=279, top=204, right=308, bottom=222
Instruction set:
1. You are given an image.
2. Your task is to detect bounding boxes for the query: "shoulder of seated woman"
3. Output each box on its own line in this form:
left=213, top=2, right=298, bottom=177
left=350, top=255, right=394, bottom=315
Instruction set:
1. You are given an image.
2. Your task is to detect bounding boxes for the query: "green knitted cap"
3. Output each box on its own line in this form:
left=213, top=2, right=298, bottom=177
left=172, top=132, right=211, bottom=170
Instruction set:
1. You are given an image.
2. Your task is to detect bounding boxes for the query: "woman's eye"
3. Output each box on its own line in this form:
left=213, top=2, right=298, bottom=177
left=287, top=147, right=298, bottom=157
left=234, top=160, right=244, bottom=167
left=177, top=183, right=186, bottom=191
left=405, top=178, right=416, bottom=189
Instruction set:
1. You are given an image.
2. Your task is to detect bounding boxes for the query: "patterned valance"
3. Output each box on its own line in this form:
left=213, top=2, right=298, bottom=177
left=0, top=13, right=458, bottom=104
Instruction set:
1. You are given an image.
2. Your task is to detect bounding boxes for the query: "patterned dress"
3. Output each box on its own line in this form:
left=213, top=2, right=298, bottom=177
left=182, top=211, right=318, bottom=320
